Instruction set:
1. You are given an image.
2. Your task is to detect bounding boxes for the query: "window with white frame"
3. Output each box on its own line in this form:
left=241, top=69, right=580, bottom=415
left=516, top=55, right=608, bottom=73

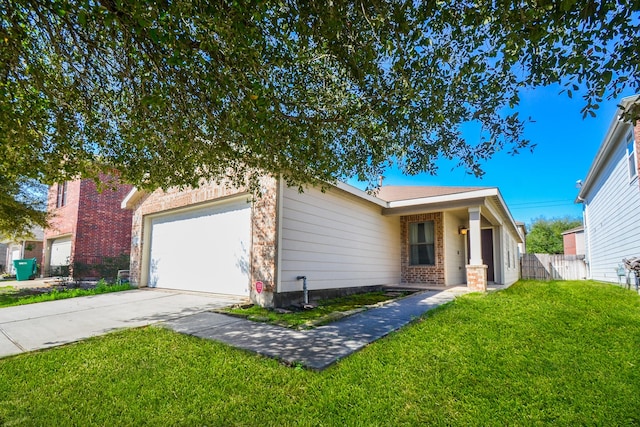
left=627, top=130, right=637, bottom=181
left=409, top=221, right=435, bottom=265
left=56, top=182, right=68, bottom=208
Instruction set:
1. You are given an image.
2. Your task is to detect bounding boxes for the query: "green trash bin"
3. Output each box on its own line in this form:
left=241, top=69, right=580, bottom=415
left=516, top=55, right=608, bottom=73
left=13, top=258, right=37, bottom=281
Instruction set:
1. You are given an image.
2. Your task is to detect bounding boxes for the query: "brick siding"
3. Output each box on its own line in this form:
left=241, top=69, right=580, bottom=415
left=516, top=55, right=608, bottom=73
left=43, top=174, right=133, bottom=277
left=563, top=233, right=577, bottom=255
left=44, top=180, right=81, bottom=239
left=400, top=212, right=445, bottom=285
left=73, top=177, right=133, bottom=263
left=466, top=264, right=487, bottom=291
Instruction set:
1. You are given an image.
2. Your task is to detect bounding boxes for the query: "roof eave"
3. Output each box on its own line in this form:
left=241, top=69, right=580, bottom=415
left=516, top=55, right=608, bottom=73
left=121, top=187, right=146, bottom=210
left=578, top=94, right=639, bottom=201
left=386, top=188, right=500, bottom=208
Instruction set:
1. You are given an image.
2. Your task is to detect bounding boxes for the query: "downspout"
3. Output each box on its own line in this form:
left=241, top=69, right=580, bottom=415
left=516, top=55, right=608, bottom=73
left=296, top=275, right=308, bottom=304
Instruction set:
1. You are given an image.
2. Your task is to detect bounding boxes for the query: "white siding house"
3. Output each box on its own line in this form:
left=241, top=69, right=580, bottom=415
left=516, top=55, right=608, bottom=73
left=577, top=95, right=640, bottom=283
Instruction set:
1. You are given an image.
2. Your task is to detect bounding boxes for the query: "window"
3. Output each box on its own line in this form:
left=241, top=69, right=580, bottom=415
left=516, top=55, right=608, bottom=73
left=627, top=130, right=637, bottom=181
left=56, top=182, right=68, bottom=207
left=409, top=221, right=435, bottom=265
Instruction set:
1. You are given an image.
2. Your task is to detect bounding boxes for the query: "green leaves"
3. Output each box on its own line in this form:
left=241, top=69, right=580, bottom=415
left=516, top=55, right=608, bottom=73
left=526, top=217, right=583, bottom=255
left=0, top=0, right=638, bottom=234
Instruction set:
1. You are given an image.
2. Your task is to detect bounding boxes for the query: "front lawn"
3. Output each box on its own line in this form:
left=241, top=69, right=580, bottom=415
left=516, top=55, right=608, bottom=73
left=1, top=280, right=639, bottom=425
left=0, top=281, right=134, bottom=308
left=223, top=290, right=411, bottom=328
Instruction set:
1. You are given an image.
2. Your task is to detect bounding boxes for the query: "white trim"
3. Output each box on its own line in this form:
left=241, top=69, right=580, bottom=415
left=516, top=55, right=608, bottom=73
left=387, top=188, right=500, bottom=208
left=121, top=187, right=143, bottom=209
left=276, top=177, right=284, bottom=293
left=334, top=181, right=388, bottom=207
left=626, top=129, right=638, bottom=182
left=578, top=94, right=639, bottom=201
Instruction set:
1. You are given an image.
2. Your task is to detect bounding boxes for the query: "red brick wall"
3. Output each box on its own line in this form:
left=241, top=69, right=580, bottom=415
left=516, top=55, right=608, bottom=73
left=400, top=212, right=445, bottom=285
left=43, top=180, right=81, bottom=273
left=44, top=180, right=81, bottom=239
left=563, top=233, right=577, bottom=255
left=23, top=241, right=44, bottom=268
left=74, top=175, right=133, bottom=263
left=43, top=175, right=133, bottom=276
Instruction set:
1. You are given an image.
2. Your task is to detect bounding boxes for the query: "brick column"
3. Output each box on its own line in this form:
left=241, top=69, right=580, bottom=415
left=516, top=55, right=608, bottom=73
left=466, top=264, right=488, bottom=292
left=250, top=176, right=278, bottom=308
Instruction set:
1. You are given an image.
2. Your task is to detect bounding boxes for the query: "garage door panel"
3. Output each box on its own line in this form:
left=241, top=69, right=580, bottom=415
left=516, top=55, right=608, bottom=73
left=148, top=201, right=251, bottom=296
left=50, top=238, right=72, bottom=267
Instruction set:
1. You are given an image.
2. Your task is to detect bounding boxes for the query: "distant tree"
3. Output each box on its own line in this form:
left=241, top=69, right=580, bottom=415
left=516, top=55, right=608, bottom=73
left=526, top=217, right=582, bottom=254
left=0, top=177, right=48, bottom=238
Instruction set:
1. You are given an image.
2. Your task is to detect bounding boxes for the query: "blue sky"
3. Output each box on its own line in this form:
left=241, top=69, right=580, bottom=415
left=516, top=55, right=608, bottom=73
left=351, top=85, right=636, bottom=226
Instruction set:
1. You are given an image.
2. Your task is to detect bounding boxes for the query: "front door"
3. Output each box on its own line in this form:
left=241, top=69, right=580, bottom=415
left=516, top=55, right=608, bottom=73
left=481, top=229, right=495, bottom=282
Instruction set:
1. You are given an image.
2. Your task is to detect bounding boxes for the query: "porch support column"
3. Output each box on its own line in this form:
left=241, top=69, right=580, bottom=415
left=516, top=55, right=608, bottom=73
left=466, top=207, right=487, bottom=292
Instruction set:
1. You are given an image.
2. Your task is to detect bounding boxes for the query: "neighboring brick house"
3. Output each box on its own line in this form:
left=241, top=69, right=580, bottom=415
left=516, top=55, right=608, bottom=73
left=43, top=174, right=133, bottom=279
left=562, top=226, right=585, bottom=256
left=122, top=177, right=523, bottom=308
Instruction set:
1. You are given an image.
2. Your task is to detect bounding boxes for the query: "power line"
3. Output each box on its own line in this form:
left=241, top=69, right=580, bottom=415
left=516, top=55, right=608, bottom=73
left=508, top=199, right=572, bottom=207
left=510, top=202, right=579, bottom=211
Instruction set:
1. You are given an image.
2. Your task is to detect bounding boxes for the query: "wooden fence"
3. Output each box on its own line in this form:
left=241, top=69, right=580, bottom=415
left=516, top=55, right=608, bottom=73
left=520, top=254, right=588, bottom=281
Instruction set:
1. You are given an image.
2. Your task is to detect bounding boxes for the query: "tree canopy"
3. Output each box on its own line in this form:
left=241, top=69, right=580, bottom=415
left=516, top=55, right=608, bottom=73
left=526, top=216, right=583, bottom=255
left=0, top=177, right=47, bottom=239
left=1, top=0, right=639, bottom=233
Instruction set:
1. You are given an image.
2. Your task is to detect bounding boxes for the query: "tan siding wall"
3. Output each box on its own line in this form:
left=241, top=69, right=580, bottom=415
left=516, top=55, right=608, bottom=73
left=443, top=212, right=467, bottom=286
left=279, top=185, right=401, bottom=292
left=501, top=226, right=520, bottom=286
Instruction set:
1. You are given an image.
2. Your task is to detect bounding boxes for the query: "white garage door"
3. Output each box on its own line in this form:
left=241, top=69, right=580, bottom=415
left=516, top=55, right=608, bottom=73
left=147, top=199, right=251, bottom=295
left=50, top=237, right=72, bottom=267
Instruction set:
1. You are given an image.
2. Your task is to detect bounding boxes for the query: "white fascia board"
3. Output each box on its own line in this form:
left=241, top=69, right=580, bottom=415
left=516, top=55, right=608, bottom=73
left=578, top=94, right=639, bottom=202
left=121, top=187, right=142, bottom=210
left=387, top=188, right=500, bottom=209
left=334, top=181, right=388, bottom=207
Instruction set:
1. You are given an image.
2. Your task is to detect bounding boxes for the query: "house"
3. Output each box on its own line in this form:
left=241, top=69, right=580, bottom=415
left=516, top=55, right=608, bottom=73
left=2, top=227, right=44, bottom=275
left=122, top=177, right=523, bottom=307
left=43, top=174, right=133, bottom=279
left=576, top=94, right=640, bottom=283
left=562, top=226, right=585, bottom=256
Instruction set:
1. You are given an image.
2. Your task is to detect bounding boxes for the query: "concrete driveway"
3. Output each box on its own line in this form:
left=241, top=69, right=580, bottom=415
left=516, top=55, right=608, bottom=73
left=0, top=288, right=248, bottom=359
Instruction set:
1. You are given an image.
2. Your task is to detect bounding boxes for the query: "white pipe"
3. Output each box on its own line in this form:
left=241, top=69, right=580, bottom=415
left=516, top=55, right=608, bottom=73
left=296, top=275, right=308, bottom=304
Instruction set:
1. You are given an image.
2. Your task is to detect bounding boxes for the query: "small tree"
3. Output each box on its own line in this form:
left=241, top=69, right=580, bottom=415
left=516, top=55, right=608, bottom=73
left=526, top=217, right=582, bottom=255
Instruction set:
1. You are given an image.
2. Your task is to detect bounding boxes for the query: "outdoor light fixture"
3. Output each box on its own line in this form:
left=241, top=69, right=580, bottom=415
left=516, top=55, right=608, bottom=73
left=458, top=226, right=468, bottom=235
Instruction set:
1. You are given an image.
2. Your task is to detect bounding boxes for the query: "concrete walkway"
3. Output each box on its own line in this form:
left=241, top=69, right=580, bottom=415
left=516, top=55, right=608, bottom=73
left=1, top=286, right=471, bottom=370
left=0, top=289, right=247, bottom=358
left=163, top=287, right=471, bottom=370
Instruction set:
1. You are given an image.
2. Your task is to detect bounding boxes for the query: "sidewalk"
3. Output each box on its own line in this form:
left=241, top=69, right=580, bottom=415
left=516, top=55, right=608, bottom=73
left=163, top=287, right=471, bottom=371
left=0, top=289, right=247, bottom=358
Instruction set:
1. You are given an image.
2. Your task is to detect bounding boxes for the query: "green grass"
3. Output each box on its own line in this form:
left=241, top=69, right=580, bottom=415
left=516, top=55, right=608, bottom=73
left=1, top=280, right=640, bottom=425
left=0, top=281, right=134, bottom=308
left=224, top=291, right=409, bottom=328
